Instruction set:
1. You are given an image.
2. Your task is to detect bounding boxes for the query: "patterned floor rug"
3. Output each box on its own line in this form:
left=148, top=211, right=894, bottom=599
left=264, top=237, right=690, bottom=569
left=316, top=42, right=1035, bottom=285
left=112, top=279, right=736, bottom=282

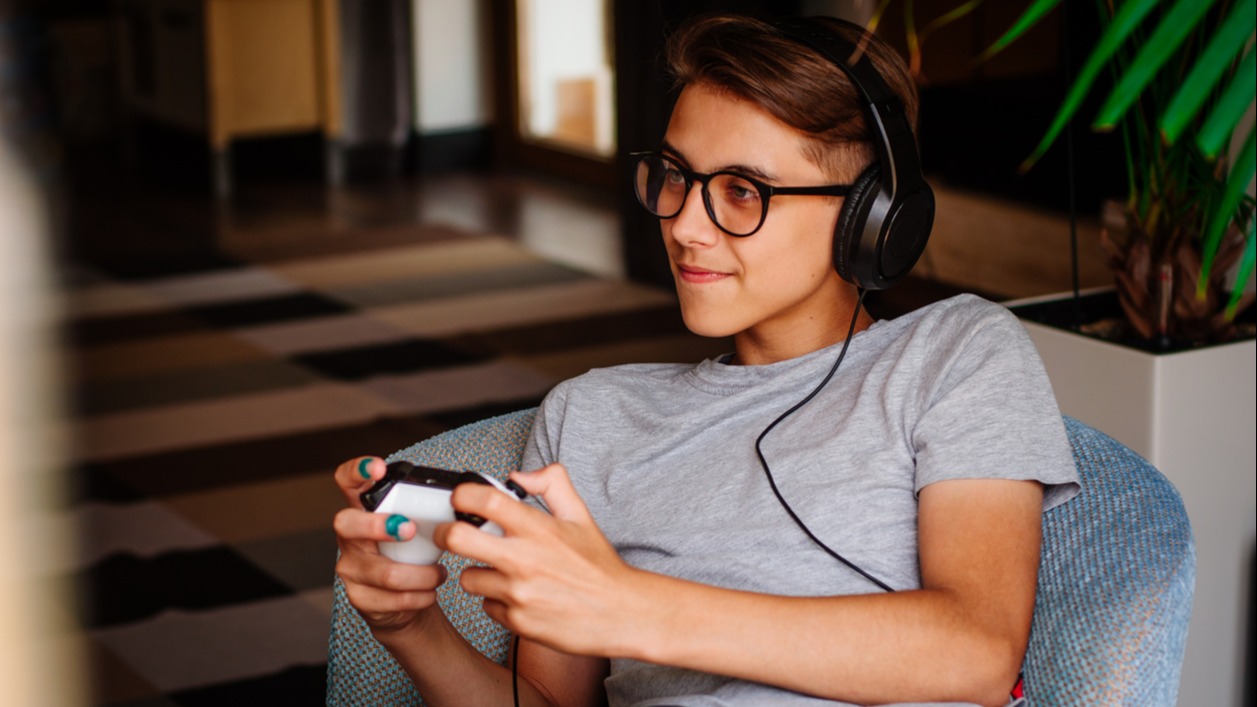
left=63, top=231, right=729, bottom=705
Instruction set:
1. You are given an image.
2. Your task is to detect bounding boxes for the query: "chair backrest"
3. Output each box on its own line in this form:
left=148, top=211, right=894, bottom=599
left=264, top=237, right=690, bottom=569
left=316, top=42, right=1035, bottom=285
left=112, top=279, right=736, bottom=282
left=326, top=412, right=1194, bottom=706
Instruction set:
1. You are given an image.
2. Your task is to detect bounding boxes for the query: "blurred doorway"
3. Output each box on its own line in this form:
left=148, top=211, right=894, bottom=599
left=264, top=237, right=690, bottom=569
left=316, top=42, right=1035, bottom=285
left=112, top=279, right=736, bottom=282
left=494, top=0, right=616, bottom=186
left=517, top=0, right=615, bottom=158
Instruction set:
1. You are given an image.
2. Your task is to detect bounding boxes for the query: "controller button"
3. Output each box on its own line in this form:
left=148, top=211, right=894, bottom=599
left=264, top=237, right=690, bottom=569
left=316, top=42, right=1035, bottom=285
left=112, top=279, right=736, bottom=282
left=505, top=479, right=527, bottom=499
left=455, top=511, right=488, bottom=528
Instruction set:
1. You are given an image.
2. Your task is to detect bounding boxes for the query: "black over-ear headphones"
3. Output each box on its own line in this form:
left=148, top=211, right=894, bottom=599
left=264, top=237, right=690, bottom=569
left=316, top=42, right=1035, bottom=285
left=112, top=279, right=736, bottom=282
left=773, top=17, right=935, bottom=290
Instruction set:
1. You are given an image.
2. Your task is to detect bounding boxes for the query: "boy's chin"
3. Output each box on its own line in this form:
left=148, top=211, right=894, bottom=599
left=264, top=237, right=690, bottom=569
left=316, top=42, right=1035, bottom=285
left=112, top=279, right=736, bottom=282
left=678, top=308, right=741, bottom=340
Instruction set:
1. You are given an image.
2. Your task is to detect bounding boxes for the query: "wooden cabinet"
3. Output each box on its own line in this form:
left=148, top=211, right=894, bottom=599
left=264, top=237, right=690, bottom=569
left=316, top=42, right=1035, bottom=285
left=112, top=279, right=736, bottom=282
left=117, top=0, right=342, bottom=195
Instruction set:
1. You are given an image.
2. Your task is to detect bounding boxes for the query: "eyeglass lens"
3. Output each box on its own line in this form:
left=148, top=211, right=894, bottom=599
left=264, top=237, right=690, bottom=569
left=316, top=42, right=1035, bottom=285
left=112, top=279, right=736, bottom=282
left=635, top=154, right=765, bottom=236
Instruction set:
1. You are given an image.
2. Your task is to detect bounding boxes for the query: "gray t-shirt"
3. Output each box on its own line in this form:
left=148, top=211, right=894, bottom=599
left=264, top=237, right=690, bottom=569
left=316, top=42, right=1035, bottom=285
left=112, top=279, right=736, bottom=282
left=521, top=294, right=1080, bottom=707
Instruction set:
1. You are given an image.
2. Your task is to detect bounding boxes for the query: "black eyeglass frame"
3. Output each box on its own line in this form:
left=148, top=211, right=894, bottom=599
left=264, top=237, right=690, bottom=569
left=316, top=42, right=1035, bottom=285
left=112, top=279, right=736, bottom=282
left=632, top=151, right=853, bottom=237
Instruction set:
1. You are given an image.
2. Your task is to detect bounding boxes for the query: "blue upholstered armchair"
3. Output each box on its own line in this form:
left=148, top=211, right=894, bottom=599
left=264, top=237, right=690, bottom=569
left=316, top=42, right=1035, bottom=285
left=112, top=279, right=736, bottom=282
left=326, top=411, right=1194, bottom=705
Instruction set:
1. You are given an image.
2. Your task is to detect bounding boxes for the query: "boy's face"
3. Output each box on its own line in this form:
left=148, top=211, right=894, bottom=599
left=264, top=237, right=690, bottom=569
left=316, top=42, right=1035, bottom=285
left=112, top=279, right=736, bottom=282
left=660, top=83, right=852, bottom=364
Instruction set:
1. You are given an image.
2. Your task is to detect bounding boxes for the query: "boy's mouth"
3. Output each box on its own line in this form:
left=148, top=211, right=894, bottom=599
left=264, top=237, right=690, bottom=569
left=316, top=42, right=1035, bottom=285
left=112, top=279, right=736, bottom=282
left=676, top=264, right=731, bottom=284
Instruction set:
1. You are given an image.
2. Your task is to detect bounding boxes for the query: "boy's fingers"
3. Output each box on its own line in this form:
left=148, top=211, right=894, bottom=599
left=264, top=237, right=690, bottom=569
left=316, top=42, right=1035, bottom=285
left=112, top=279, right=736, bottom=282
left=334, top=456, right=384, bottom=505
left=510, top=464, right=592, bottom=523
left=334, top=507, right=416, bottom=543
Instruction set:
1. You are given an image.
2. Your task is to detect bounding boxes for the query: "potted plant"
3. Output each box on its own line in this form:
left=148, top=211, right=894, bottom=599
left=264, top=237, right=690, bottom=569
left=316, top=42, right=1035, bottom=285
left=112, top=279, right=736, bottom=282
left=988, top=0, right=1255, bottom=346
left=936, top=2, right=1255, bottom=704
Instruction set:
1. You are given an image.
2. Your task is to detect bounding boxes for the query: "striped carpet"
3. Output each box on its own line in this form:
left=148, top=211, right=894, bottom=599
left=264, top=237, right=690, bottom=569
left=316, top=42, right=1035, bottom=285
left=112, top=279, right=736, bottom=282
left=64, top=230, right=732, bottom=705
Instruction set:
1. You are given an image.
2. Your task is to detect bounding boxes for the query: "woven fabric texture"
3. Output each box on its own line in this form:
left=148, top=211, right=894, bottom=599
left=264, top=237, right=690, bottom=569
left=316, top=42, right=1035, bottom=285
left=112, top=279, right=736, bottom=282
left=326, top=412, right=1194, bottom=706
left=326, top=408, right=536, bottom=706
left=1023, top=417, right=1194, bottom=706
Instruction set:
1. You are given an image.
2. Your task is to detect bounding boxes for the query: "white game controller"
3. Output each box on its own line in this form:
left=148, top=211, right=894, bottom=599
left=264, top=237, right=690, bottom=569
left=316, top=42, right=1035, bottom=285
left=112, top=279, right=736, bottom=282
left=360, top=461, right=528, bottom=565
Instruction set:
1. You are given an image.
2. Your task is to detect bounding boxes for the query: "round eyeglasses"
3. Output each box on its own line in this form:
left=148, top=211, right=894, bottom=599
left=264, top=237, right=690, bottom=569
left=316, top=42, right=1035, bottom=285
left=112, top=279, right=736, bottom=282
left=633, top=152, right=853, bottom=237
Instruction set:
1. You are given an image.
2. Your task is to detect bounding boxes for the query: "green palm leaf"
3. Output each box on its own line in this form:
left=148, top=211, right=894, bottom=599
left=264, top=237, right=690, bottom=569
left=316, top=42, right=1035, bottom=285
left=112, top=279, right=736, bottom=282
left=1226, top=222, right=1256, bottom=320
left=1092, top=0, right=1219, bottom=130
left=976, top=0, right=1061, bottom=63
left=1197, top=45, right=1257, bottom=159
left=1160, top=0, right=1256, bottom=145
left=1018, top=0, right=1163, bottom=172
left=1198, top=125, right=1256, bottom=297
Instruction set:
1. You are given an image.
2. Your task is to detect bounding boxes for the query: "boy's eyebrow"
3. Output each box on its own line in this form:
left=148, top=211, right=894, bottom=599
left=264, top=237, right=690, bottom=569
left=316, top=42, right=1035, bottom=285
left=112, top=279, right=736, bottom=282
left=659, top=140, right=779, bottom=183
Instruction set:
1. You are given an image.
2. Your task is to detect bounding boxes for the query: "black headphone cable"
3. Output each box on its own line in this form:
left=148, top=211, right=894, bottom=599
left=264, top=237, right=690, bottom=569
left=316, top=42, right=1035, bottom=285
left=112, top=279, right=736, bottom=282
left=513, top=292, right=888, bottom=707
left=754, top=288, right=895, bottom=593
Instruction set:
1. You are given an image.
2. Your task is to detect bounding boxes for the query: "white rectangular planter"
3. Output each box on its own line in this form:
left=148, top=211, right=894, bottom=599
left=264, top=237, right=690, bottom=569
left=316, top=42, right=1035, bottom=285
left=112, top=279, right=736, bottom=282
left=1011, top=296, right=1256, bottom=707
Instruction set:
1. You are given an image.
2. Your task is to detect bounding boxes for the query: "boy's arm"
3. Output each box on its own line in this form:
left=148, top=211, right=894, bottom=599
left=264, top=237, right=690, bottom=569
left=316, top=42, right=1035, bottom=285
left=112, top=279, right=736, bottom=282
left=449, top=466, right=1042, bottom=707
left=370, top=614, right=608, bottom=707
left=630, top=476, right=1042, bottom=706
left=517, top=639, right=610, bottom=707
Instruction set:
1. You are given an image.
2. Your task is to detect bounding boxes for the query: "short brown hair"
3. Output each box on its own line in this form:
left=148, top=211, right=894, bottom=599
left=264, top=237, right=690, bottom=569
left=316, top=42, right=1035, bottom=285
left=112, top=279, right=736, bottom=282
left=665, top=14, right=918, bottom=181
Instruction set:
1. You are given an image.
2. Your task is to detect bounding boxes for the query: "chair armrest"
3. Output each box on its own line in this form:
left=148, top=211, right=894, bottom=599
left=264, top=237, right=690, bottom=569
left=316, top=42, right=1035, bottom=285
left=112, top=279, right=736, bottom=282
left=1024, top=417, right=1195, bottom=706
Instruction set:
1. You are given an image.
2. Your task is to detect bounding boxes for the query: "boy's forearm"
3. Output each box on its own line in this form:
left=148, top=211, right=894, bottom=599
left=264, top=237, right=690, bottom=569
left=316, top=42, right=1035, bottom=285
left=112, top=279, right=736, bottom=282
left=617, top=478, right=1044, bottom=707
left=625, top=575, right=1022, bottom=707
left=370, top=610, right=535, bottom=707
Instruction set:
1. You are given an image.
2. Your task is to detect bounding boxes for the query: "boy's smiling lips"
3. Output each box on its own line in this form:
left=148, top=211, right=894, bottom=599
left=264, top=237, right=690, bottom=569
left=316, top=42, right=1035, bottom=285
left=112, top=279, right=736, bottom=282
left=675, top=263, right=732, bottom=284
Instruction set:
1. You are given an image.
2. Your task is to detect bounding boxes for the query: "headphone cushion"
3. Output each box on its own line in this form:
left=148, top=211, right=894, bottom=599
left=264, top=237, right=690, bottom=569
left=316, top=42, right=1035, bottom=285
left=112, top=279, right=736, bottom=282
left=833, top=164, right=881, bottom=282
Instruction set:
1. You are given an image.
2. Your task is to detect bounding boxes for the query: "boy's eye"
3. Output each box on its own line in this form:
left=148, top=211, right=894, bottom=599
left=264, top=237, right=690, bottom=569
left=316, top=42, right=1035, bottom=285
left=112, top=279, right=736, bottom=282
left=719, top=176, right=760, bottom=205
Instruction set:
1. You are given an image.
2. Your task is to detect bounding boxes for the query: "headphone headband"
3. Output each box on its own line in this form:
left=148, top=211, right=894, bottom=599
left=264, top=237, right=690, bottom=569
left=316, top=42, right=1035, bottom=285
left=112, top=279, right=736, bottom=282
left=772, top=17, right=935, bottom=290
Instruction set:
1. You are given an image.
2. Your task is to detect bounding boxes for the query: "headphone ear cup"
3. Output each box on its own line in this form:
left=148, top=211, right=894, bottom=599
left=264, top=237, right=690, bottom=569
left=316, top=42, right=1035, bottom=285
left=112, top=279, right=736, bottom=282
left=833, top=165, right=881, bottom=283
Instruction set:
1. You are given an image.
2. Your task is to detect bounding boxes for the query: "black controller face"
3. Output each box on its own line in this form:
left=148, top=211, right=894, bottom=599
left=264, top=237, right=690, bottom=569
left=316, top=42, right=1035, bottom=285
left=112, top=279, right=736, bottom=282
left=360, top=461, right=527, bottom=527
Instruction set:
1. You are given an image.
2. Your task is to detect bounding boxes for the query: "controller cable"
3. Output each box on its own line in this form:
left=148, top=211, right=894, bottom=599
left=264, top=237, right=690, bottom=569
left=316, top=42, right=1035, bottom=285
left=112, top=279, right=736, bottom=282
left=754, top=288, right=895, bottom=593
left=512, top=634, right=521, bottom=707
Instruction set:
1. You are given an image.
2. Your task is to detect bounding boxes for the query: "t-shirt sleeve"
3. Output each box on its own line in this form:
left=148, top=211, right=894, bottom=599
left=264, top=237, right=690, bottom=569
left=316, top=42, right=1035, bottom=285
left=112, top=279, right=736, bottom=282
left=910, top=303, right=1080, bottom=511
left=522, top=374, right=573, bottom=471
left=521, top=407, right=549, bottom=472
left=520, top=380, right=570, bottom=513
